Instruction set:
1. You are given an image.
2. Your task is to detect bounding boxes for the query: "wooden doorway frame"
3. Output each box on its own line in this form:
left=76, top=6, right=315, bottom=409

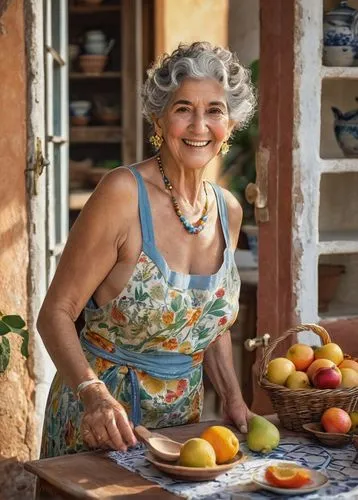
left=251, top=0, right=298, bottom=413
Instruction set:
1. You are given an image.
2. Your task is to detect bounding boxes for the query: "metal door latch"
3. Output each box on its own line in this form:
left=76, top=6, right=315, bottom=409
left=26, top=137, right=50, bottom=195
left=244, top=333, right=270, bottom=351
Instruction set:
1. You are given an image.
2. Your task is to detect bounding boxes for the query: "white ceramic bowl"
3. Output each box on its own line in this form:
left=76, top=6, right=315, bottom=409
left=70, top=100, right=92, bottom=116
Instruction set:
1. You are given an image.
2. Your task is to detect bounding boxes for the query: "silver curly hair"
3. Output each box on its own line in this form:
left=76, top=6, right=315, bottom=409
left=142, top=41, right=256, bottom=130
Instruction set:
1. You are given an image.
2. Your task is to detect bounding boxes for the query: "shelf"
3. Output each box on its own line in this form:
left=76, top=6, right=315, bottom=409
left=69, top=190, right=92, bottom=211
left=319, top=302, right=358, bottom=322
left=70, top=126, right=122, bottom=143
left=321, top=66, right=358, bottom=80
left=69, top=5, right=121, bottom=14
left=320, top=158, right=358, bottom=173
left=318, top=231, right=358, bottom=255
left=69, top=72, right=121, bottom=79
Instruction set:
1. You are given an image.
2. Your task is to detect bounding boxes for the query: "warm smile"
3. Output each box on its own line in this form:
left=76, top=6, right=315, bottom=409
left=182, top=139, right=211, bottom=147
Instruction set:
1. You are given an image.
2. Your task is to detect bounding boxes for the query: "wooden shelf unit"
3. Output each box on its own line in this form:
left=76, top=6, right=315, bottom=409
left=70, top=126, right=122, bottom=143
left=69, top=5, right=121, bottom=14
left=68, top=0, right=150, bottom=213
left=69, top=71, right=121, bottom=79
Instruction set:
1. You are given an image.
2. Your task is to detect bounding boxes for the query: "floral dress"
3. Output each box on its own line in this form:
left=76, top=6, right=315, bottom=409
left=41, top=167, right=241, bottom=458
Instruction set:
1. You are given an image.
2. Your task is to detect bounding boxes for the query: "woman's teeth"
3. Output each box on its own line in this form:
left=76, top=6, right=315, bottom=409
left=183, top=139, right=210, bottom=147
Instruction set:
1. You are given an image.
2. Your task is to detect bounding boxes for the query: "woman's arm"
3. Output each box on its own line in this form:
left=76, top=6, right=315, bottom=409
left=37, top=168, right=139, bottom=451
left=203, top=188, right=253, bottom=432
left=203, top=331, right=253, bottom=432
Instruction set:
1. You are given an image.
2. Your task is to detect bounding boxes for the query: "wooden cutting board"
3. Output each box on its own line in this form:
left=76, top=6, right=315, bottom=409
left=26, top=417, right=285, bottom=499
left=25, top=420, right=233, bottom=499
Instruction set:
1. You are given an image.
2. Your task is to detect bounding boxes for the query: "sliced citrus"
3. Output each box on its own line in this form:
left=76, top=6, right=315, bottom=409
left=265, top=465, right=311, bottom=489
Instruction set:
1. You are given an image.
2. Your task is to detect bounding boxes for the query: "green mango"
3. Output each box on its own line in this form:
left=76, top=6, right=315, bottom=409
left=247, top=415, right=280, bottom=453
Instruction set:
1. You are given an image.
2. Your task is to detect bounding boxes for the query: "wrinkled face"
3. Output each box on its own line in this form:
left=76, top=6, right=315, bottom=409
left=154, top=78, right=234, bottom=170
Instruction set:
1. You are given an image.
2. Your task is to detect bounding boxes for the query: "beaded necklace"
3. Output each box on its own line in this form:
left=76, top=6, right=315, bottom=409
left=156, top=155, right=208, bottom=234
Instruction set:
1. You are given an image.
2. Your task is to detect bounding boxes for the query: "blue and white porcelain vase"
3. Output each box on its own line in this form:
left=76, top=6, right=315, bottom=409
left=332, top=99, right=358, bottom=157
left=323, top=0, right=358, bottom=66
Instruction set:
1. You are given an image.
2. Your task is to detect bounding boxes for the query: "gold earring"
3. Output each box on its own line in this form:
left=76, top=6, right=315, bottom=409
left=149, top=133, right=163, bottom=150
left=220, top=140, right=230, bottom=155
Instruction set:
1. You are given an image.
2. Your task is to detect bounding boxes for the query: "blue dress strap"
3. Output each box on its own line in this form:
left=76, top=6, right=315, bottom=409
left=128, top=166, right=155, bottom=247
left=210, top=183, right=231, bottom=249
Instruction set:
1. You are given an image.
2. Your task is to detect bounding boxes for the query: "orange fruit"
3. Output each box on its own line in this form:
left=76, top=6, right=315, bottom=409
left=200, top=425, right=239, bottom=464
left=340, top=368, right=358, bottom=388
left=265, top=465, right=311, bottom=489
left=314, top=343, right=344, bottom=366
left=321, top=407, right=352, bottom=434
left=286, top=344, right=315, bottom=371
left=339, top=359, right=358, bottom=373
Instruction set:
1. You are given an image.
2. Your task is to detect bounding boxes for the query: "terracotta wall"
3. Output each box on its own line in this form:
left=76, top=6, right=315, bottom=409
left=154, top=0, right=229, bottom=182
left=0, top=1, right=35, bottom=498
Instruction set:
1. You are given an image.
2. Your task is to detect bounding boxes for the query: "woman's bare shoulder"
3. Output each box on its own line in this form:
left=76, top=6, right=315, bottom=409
left=219, top=186, right=243, bottom=247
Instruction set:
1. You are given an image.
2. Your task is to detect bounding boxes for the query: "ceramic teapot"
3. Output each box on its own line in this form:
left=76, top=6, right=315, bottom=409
left=323, top=0, right=358, bottom=66
left=332, top=98, right=358, bottom=157
left=84, top=30, right=109, bottom=55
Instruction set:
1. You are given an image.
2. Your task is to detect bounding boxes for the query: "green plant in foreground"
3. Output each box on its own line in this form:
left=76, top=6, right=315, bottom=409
left=0, top=312, right=29, bottom=373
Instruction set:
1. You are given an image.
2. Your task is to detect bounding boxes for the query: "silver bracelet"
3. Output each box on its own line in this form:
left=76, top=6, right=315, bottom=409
left=76, top=378, right=105, bottom=398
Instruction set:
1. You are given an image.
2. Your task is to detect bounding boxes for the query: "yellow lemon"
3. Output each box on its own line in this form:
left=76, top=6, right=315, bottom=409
left=179, top=438, right=216, bottom=468
left=266, top=358, right=295, bottom=385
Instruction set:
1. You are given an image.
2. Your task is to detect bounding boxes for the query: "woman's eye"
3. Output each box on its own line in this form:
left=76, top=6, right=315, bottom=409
left=176, top=106, right=190, bottom=113
left=208, top=108, right=223, bottom=115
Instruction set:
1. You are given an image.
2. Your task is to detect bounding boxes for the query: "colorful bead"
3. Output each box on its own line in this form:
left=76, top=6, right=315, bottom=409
left=156, top=155, right=209, bottom=235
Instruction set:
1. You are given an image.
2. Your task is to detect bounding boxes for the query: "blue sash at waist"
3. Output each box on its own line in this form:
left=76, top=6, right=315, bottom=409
left=81, top=334, right=201, bottom=425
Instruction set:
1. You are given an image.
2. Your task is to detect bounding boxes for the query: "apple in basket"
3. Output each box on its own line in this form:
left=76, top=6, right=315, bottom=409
left=312, top=365, right=342, bottom=389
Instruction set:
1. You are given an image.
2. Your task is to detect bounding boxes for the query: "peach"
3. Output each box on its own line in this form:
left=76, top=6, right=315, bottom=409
left=314, top=343, right=344, bottom=366
left=321, top=407, right=351, bottom=434
left=339, top=359, right=358, bottom=373
left=285, top=371, right=311, bottom=389
left=306, top=358, right=335, bottom=382
left=340, top=368, right=358, bottom=388
left=266, top=358, right=295, bottom=385
left=286, top=344, right=315, bottom=371
left=312, top=366, right=342, bottom=389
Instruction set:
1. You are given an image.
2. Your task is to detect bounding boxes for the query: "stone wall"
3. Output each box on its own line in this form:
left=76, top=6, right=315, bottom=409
left=0, top=1, right=36, bottom=498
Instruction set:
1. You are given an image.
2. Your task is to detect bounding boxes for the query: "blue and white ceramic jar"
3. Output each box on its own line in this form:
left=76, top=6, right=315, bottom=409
left=332, top=100, right=358, bottom=157
left=323, top=0, right=358, bottom=66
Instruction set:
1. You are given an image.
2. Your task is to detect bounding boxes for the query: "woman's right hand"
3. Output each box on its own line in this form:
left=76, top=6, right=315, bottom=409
left=80, top=383, right=137, bottom=451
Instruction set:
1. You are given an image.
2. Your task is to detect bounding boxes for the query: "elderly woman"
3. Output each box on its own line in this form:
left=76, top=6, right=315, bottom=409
left=38, top=41, right=256, bottom=457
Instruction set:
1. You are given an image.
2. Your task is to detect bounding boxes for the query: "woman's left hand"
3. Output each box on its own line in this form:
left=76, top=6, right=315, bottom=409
left=223, top=397, right=255, bottom=434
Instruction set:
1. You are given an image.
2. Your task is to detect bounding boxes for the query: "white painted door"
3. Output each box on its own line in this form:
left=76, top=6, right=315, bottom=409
left=44, top=0, right=69, bottom=283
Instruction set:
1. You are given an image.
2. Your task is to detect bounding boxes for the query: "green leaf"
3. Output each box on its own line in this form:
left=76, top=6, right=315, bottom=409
left=208, top=299, right=226, bottom=313
left=139, top=388, right=152, bottom=400
left=0, top=337, right=11, bottom=373
left=175, top=309, right=186, bottom=323
left=0, top=321, right=10, bottom=336
left=167, top=319, right=187, bottom=330
left=2, top=315, right=25, bottom=329
left=171, top=295, right=182, bottom=312
left=98, top=323, right=108, bottom=329
left=209, top=310, right=226, bottom=317
left=19, top=330, right=29, bottom=358
left=108, top=326, right=119, bottom=334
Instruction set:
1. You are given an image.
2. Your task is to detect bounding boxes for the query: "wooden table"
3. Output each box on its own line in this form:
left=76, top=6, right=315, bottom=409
left=27, top=419, right=281, bottom=499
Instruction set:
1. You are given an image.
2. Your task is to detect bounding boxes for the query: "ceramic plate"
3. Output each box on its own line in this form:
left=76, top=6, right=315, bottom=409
left=145, top=451, right=246, bottom=481
left=252, top=464, right=329, bottom=495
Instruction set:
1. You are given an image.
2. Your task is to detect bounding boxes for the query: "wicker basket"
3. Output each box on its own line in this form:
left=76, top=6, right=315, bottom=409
left=258, top=323, right=358, bottom=431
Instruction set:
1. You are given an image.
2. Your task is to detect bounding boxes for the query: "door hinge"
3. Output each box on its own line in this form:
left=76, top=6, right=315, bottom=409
left=26, top=137, right=50, bottom=195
